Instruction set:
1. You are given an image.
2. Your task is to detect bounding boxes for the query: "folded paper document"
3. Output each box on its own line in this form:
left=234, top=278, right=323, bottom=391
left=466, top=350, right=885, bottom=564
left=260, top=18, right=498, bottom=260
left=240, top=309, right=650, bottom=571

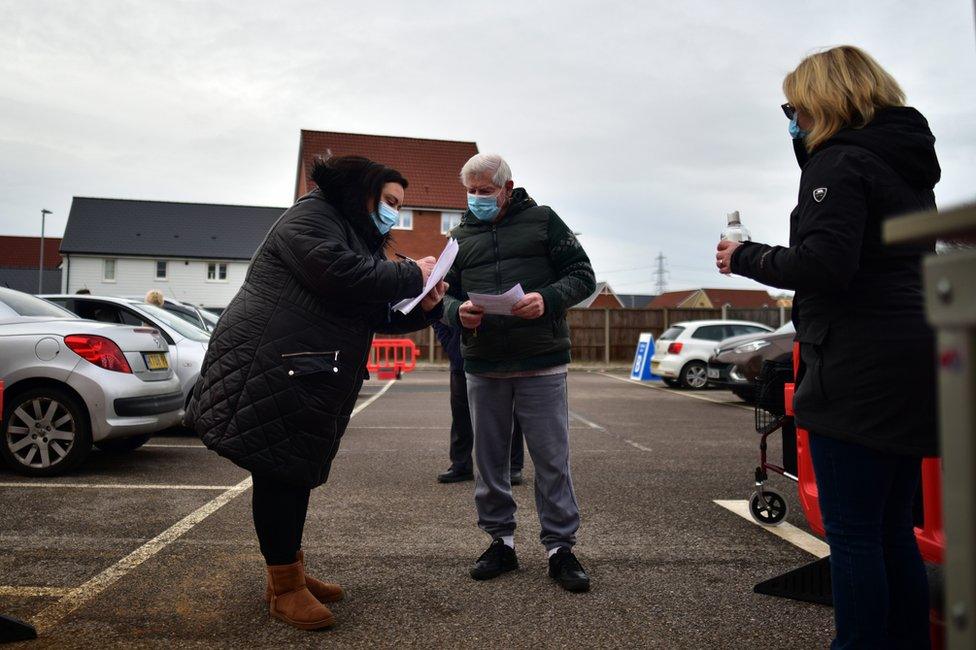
left=393, top=238, right=459, bottom=314
left=467, top=284, right=526, bottom=316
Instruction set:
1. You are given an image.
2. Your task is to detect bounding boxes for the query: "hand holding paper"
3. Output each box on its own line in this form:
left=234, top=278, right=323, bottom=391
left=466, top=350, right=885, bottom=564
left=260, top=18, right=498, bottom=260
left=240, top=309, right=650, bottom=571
left=393, top=239, right=459, bottom=314
left=467, top=284, right=526, bottom=316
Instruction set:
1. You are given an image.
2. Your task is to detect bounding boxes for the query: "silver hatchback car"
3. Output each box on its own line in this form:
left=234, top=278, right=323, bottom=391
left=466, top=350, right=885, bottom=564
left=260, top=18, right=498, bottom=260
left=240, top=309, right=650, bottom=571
left=0, top=288, right=184, bottom=476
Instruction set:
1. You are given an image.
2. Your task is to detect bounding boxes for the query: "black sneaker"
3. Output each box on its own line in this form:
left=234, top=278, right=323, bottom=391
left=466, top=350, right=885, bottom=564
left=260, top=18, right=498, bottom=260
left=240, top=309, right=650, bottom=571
left=438, top=468, right=474, bottom=483
left=510, top=471, right=523, bottom=486
left=470, top=539, right=518, bottom=580
left=548, top=547, right=590, bottom=593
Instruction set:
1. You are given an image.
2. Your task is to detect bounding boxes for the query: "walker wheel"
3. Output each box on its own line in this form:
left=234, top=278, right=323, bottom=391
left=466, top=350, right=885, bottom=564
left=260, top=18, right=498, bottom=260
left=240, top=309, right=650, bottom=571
left=749, top=490, right=788, bottom=526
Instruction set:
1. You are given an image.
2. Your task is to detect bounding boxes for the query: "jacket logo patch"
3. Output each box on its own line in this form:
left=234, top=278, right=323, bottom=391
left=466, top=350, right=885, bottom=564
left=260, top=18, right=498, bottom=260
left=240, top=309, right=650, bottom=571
left=813, top=187, right=827, bottom=203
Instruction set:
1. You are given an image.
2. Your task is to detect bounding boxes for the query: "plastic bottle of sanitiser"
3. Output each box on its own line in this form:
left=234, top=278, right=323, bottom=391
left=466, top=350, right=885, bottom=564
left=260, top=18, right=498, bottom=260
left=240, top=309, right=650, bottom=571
left=721, top=211, right=752, bottom=242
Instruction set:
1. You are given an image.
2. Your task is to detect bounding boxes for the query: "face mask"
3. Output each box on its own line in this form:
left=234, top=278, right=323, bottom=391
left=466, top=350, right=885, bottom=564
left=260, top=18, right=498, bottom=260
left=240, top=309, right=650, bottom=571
left=788, top=115, right=809, bottom=140
left=467, top=192, right=502, bottom=222
left=371, top=201, right=399, bottom=235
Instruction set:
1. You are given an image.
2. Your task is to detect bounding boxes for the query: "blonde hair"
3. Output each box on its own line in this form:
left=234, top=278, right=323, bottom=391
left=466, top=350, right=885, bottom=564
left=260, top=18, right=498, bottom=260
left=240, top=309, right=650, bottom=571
left=784, top=46, right=906, bottom=151
left=145, top=289, right=165, bottom=306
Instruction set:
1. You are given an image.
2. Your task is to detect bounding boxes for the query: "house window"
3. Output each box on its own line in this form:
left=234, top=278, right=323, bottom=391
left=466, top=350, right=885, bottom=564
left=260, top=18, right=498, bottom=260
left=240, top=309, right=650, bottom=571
left=207, top=262, right=228, bottom=281
left=103, top=259, right=116, bottom=282
left=392, top=209, right=413, bottom=230
left=155, top=260, right=167, bottom=280
left=440, top=212, right=462, bottom=235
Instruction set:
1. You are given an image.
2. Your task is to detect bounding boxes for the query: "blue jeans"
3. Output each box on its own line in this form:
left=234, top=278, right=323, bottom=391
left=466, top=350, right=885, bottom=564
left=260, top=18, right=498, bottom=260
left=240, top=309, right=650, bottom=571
left=809, top=433, right=930, bottom=649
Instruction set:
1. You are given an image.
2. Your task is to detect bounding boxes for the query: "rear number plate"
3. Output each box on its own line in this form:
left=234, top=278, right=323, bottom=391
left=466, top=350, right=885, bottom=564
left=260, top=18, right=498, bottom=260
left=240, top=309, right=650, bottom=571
left=144, top=353, right=169, bottom=370
left=707, top=368, right=720, bottom=379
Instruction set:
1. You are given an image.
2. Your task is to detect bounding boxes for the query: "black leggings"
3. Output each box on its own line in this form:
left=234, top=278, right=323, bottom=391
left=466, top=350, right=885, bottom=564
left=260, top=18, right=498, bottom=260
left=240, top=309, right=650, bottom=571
left=251, top=473, right=312, bottom=566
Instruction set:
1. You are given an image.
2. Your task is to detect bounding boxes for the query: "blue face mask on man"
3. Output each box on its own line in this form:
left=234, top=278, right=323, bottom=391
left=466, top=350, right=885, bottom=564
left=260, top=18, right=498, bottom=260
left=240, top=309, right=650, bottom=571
left=371, top=201, right=399, bottom=235
left=788, top=115, right=809, bottom=140
left=467, top=192, right=502, bottom=222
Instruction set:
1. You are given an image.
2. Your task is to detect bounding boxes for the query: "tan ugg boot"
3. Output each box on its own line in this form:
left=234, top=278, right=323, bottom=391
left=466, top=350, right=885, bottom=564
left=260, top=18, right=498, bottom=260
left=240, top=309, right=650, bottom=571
left=266, top=560, right=335, bottom=630
left=265, top=551, right=344, bottom=604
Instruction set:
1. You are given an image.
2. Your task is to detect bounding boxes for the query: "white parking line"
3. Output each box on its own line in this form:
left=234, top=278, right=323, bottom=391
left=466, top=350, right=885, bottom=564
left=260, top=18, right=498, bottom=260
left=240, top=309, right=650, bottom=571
left=713, top=499, right=829, bottom=558
left=0, top=482, right=234, bottom=490
left=597, top=372, right=753, bottom=412
left=27, top=379, right=396, bottom=633
left=568, top=411, right=653, bottom=453
left=568, top=411, right=605, bottom=430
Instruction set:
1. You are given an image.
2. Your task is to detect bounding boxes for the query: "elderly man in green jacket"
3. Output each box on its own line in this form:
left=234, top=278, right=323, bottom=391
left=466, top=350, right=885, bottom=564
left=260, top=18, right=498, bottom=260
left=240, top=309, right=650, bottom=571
left=440, top=153, right=596, bottom=592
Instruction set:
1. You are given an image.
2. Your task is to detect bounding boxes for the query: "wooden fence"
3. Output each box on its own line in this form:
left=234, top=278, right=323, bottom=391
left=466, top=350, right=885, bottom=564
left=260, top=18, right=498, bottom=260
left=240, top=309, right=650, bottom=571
left=378, top=307, right=791, bottom=364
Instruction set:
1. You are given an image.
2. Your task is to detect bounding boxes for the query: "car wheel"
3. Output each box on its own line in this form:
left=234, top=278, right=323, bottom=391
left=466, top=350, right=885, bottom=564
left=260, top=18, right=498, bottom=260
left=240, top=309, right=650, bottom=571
left=1, top=387, right=92, bottom=476
left=95, top=433, right=152, bottom=453
left=679, top=361, right=708, bottom=390
left=662, top=378, right=680, bottom=388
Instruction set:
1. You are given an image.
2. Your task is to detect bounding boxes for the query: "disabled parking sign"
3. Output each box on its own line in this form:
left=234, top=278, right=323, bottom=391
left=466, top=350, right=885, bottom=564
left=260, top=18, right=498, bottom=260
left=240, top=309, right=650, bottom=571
left=631, top=332, right=659, bottom=381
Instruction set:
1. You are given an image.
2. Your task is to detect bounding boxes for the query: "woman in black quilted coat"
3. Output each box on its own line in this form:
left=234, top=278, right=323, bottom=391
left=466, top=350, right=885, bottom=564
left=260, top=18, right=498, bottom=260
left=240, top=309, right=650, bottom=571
left=186, top=156, right=443, bottom=630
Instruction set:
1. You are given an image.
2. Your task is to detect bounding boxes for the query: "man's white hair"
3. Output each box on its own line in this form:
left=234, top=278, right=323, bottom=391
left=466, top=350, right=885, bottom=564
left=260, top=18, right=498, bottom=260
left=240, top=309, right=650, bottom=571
left=460, top=153, right=512, bottom=188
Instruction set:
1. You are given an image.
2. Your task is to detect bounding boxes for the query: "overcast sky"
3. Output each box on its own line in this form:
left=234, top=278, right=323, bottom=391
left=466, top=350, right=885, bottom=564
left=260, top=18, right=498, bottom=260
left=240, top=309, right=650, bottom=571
left=1, top=0, right=974, bottom=294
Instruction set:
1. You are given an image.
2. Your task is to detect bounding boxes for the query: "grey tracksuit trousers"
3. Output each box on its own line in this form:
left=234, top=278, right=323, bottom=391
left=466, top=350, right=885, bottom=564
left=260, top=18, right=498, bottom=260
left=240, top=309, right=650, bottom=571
left=465, top=372, right=580, bottom=550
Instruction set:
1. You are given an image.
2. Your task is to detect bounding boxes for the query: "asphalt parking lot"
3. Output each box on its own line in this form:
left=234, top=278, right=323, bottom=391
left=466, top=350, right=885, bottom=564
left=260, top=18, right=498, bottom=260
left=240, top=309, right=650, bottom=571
left=0, top=370, right=833, bottom=648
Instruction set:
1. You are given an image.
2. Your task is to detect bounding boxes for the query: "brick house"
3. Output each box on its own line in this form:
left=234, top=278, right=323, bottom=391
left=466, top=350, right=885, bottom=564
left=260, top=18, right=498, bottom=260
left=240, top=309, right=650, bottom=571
left=647, top=288, right=774, bottom=309
left=0, top=235, right=63, bottom=293
left=295, top=130, right=479, bottom=260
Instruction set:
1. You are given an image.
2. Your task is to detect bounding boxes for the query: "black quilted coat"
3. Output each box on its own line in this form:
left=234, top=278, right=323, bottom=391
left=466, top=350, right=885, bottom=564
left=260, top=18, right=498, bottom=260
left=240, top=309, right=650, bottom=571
left=185, top=189, right=427, bottom=487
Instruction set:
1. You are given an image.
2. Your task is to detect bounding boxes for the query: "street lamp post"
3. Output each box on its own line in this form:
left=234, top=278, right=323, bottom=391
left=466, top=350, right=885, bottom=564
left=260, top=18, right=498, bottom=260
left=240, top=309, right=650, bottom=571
left=39, top=209, right=51, bottom=293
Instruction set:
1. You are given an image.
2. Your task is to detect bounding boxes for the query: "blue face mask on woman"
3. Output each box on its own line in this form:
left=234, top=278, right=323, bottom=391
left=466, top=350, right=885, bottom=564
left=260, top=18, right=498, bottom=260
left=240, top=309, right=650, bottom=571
left=788, top=115, right=809, bottom=140
left=371, top=201, right=399, bottom=235
left=467, top=192, right=502, bottom=222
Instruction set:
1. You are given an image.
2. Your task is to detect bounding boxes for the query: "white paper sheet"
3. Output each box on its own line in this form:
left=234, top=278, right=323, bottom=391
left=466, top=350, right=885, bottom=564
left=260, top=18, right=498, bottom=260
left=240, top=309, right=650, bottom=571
left=393, top=238, right=459, bottom=314
left=467, top=283, right=526, bottom=316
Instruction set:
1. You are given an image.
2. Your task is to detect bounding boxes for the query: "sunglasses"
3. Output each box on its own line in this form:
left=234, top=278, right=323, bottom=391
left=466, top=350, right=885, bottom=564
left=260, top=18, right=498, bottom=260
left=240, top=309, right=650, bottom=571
left=781, top=103, right=796, bottom=120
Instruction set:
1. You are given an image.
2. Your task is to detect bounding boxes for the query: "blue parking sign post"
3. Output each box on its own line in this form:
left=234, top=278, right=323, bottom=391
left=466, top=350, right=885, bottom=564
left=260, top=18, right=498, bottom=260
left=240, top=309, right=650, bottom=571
left=631, top=332, right=659, bottom=381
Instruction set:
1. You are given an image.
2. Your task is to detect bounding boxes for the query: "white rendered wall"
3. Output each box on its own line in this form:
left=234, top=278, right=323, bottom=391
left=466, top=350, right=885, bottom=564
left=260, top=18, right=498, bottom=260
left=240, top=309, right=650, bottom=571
left=63, top=255, right=248, bottom=308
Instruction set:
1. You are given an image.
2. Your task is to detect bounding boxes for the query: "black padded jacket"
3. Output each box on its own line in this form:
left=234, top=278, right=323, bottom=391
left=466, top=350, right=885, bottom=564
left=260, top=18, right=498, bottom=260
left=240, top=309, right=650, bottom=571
left=185, top=189, right=428, bottom=487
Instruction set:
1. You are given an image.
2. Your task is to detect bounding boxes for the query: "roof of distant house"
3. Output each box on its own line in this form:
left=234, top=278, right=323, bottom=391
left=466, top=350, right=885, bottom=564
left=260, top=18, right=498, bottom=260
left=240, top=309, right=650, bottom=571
left=648, top=288, right=774, bottom=309
left=616, top=293, right=656, bottom=309
left=59, top=197, right=287, bottom=260
left=296, top=130, right=479, bottom=210
left=0, top=236, right=63, bottom=269
left=575, top=281, right=625, bottom=308
left=0, top=267, right=63, bottom=294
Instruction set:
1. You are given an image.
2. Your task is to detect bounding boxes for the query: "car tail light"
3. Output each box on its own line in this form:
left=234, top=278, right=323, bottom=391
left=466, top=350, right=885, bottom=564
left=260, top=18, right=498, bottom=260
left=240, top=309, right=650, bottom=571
left=64, top=335, right=133, bottom=374
left=667, top=342, right=683, bottom=354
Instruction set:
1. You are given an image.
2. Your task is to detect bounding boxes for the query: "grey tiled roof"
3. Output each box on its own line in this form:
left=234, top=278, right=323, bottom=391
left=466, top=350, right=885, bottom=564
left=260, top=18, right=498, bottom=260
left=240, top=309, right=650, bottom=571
left=60, top=197, right=288, bottom=260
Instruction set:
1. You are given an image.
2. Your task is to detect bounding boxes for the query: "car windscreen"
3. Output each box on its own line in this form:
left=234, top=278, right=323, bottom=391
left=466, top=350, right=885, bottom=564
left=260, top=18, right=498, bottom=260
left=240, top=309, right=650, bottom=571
left=659, top=326, right=685, bottom=340
left=133, top=303, right=211, bottom=341
left=0, top=289, right=77, bottom=318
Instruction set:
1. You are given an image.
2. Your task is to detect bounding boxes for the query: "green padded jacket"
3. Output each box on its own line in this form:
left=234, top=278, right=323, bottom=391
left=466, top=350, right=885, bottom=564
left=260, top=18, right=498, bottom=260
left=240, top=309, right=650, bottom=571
left=441, top=188, right=596, bottom=373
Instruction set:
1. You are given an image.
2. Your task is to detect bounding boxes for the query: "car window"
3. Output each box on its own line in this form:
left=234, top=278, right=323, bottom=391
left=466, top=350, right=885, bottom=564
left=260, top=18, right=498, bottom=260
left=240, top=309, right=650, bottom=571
left=72, top=300, right=126, bottom=324
left=135, top=303, right=211, bottom=341
left=164, top=304, right=206, bottom=329
left=659, top=326, right=685, bottom=340
left=691, top=325, right=727, bottom=341
left=0, top=289, right=77, bottom=318
left=728, top=324, right=770, bottom=337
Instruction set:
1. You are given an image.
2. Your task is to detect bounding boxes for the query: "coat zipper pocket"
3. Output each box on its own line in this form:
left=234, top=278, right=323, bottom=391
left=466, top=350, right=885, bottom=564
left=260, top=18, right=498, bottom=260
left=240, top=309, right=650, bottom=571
left=281, top=351, right=341, bottom=377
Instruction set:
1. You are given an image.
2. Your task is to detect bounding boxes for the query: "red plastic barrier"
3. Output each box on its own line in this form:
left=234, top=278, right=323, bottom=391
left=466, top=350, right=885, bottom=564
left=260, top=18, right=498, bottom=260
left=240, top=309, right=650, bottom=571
left=367, top=338, right=418, bottom=380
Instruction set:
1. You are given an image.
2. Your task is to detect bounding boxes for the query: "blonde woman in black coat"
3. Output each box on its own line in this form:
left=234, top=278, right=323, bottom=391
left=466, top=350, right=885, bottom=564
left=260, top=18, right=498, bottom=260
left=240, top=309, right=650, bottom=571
left=186, top=156, right=445, bottom=630
left=717, top=46, right=939, bottom=648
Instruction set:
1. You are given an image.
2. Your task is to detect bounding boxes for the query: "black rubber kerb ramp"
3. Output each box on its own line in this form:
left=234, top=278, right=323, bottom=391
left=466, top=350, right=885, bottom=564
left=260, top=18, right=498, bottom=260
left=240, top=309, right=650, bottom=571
left=0, top=614, right=37, bottom=643
left=753, top=556, right=833, bottom=607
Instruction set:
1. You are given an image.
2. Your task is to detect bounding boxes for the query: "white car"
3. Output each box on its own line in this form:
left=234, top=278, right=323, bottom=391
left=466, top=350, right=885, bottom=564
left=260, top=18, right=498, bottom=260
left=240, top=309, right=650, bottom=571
left=0, top=288, right=184, bottom=476
left=651, top=320, right=774, bottom=389
left=42, top=295, right=209, bottom=410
